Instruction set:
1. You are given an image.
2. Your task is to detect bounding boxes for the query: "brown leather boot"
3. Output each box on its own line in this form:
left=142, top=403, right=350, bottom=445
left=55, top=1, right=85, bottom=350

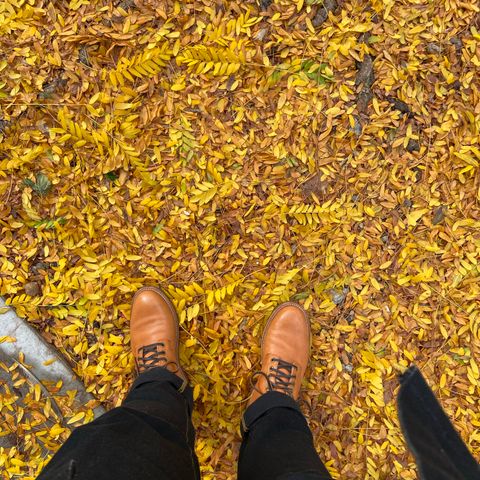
left=130, top=286, right=187, bottom=389
left=248, top=302, right=310, bottom=406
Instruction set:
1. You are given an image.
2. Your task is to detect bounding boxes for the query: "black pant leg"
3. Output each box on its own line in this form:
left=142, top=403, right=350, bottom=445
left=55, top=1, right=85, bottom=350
left=37, top=368, right=200, bottom=480
left=398, top=366, right=480, bottom=480
left=238, top=391, right=332, bottom=480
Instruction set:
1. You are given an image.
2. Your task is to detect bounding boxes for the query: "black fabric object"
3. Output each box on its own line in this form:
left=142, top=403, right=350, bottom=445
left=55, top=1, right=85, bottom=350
left=37, top=368, right=329, bottom=480
left=397, top=365, right=480, bottom=480
left=239, top=391, right=332, bottom=480
left=37, top=368, right=200, bottom=480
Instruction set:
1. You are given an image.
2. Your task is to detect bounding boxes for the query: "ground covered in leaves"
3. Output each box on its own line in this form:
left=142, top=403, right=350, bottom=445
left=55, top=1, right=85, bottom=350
left=1, top=0, right=480, bottom=478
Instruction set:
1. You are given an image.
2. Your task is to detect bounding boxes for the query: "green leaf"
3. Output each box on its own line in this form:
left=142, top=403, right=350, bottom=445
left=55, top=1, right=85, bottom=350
left=368, top=35, right=381, bottom=44
left=269, top=67, right=285, bottom=85
left=34, top=172, right=52, bottom=195
left=33, top=217, right=65, bottom=229
left=153, top=222, right=164, bottom=234
left=284, top=155, right=298, bottom=167
left=292, top=292, right=309, bottom=300
left=105, top=171, right=119, bottom=181
left=24, top=172, right=52, bottom=195
left=301, top=59, right=315, bottom=71
left=300, top=60, right=333, bottom=85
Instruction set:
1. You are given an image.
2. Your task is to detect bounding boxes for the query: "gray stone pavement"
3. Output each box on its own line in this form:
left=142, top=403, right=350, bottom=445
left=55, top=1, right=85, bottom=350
left=0, top=297, right=105, bottom=448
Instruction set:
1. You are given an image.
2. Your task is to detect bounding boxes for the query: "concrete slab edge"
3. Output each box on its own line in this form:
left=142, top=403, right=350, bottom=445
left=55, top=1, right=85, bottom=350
left=0, top=297, right=105, bottom=419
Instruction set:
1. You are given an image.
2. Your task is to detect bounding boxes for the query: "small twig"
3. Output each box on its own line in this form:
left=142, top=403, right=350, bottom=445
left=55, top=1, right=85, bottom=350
left=3, top=176, right=13, bottom=204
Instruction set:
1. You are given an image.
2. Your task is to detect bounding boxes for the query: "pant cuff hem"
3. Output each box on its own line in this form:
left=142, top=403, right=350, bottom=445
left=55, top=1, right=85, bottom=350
left=132, top=367, right=187, bottom=391
left=242, top=391, right=301, bottom=433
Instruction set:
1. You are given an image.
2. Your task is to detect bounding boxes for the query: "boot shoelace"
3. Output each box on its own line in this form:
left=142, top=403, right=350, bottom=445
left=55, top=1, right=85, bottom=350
left=137, top=342, right=179, bottom=373
left=252, top=357, right=298, bottom=396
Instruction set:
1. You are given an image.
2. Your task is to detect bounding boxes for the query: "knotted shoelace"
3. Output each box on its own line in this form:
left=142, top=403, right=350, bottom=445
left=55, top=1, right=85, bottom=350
left=137, top=342, right=179, bottom=373
left=252, top=357, right=298, bottom=396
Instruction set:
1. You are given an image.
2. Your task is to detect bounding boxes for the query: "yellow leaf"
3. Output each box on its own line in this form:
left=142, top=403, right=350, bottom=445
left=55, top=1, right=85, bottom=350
left=407, top=209, right=428, bottom=227
left=364, top=206, right=376, bottom=217
left=67, top=411, right=86, bottom=424
left=193, top=384, right=201, bottom=400
left=206, top=290, right=214, bottom=308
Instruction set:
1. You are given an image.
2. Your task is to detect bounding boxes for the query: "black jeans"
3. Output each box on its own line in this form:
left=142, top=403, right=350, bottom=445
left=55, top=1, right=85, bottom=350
left=397, top=366, right=480, bottom=480
left=37, top=368, right=331, bottom=480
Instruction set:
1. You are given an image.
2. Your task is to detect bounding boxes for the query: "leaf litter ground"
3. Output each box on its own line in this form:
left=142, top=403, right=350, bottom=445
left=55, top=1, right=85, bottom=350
left=1, top=0, right=480, bottom=478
